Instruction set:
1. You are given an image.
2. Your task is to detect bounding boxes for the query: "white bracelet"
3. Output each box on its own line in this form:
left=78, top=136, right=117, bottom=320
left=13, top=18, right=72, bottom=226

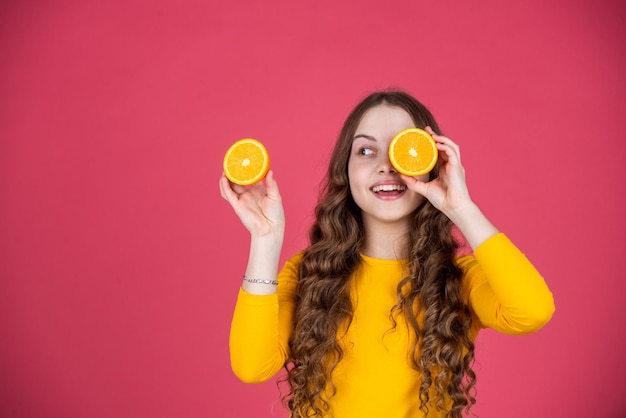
left=242, top=275, right=278, bottom=286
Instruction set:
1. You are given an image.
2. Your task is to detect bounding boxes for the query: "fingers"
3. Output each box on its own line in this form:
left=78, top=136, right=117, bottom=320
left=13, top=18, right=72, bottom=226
left=219, top=174, right=240, bottom=207
left=425, top=126, right=462, bottom=166
left=218, top=174, right=229, bottom=200
left=219, top=171, right=280, bottom=206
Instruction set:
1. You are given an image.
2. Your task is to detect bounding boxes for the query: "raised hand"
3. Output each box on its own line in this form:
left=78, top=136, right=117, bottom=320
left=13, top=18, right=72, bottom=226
left=402, top=127, right=472, bottom=215
left=402, top=127, right=498, bottom=249
left=219, top=170, right=285, bottom=239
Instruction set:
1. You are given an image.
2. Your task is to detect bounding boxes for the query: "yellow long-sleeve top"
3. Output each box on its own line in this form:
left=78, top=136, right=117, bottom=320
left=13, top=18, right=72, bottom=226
left=230, top=233, right=555, bottom=417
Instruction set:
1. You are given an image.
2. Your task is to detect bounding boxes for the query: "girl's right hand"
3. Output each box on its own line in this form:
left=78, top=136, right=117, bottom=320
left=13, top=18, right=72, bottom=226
left=219, top=170, right=285, bottom=239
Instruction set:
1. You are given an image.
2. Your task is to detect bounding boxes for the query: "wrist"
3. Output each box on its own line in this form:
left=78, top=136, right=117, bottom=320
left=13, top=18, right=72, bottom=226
left=446, top=202, right=499, bottom=250
left=444, top=200, right=480, bottom=225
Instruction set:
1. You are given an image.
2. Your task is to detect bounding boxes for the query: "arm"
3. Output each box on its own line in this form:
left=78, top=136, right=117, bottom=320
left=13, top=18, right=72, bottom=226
left=402, top=126, right=498, bottom=250
left=458, top=234, right=555, bottom=334
left=219, top=170, right=291, bottom=381
left=219, top=170, right=285, bottom=295
left=229, top=255, right=299, bottom=382
left=404, top=128, right=554, bottom=333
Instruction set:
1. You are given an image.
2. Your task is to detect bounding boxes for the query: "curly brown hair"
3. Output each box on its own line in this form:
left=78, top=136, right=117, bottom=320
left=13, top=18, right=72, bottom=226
left=283, top=90, right=477, bottom=417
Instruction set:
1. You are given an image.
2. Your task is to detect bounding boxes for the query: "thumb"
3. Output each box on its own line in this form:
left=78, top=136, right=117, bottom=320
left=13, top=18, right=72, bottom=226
left=401, top=174, right=430, bottom=197
left=264, top=170, right=282, bottom=202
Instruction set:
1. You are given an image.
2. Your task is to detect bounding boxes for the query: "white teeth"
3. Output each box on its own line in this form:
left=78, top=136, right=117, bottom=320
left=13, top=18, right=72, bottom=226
left=372, top=184, right=406, bottom=193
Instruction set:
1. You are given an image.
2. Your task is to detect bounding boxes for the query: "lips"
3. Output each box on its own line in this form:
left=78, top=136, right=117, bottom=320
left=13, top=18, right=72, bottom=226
left=371, top=184, right=407, bottom=194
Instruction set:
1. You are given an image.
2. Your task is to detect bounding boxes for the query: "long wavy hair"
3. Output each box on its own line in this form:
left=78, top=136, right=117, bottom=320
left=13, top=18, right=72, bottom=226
left=284, top=90, right=477, bottom=417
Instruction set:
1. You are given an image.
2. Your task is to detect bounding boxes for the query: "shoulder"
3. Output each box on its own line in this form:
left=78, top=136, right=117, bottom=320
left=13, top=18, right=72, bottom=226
left=455, top=232, right=514, bottom=276
left=277, top=251, right=305, bottom=295
left=455, top=253, right=477, bottom=270
left=455, top=253, right=485, bottom=304
left=281, top=251, right=305, bottom=274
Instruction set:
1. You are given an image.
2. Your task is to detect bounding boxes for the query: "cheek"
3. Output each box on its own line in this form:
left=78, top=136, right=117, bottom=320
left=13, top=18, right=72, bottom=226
left=347, top=174, right=361, bottom=199
left=347, top=165, right=368, bottom=202
left=347, top=160, right=361, bottom=187
left=346, top=165, right=356, bottom=193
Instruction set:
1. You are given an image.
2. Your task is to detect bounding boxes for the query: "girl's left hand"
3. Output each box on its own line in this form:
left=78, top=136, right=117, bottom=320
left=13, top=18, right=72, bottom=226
left=402, top=126, right=473, bottom=217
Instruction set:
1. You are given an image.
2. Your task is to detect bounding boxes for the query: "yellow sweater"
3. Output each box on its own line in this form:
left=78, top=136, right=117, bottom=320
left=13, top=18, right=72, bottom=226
left=229, top=233, right=555, bottom=417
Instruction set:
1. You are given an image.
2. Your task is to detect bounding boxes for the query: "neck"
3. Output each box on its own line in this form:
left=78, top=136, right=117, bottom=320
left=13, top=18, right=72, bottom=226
left=360, top=219, right=410, bottom=260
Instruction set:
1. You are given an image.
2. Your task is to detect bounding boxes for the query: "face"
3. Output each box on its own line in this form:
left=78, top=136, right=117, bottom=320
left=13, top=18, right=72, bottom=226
left=347, top=104, right=429, bottom=230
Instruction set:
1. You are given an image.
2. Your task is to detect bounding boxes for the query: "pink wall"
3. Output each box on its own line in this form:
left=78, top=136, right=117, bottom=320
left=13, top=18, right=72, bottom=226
left=1, top=1, right=625, bottom=417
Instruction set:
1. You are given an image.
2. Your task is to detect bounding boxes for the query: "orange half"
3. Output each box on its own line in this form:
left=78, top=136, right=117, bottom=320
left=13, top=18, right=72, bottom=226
left=388, top=128, right=438, bottom=176
left=223, top=138, right=270, bottom=185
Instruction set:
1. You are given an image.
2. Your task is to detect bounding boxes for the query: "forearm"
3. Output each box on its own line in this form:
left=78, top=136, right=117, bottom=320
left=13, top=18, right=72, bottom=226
left=242, top=232, right=284, bottom=295
left=446, top=202, right=499, bottom=250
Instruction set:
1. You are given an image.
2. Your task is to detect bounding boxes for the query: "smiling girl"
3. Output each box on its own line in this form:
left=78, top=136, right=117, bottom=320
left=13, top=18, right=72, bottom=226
left=219, top=90, right=555, bottom=418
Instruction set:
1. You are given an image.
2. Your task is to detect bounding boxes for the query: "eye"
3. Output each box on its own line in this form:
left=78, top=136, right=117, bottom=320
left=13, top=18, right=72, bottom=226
left=358, top=147, right=375, bottom=156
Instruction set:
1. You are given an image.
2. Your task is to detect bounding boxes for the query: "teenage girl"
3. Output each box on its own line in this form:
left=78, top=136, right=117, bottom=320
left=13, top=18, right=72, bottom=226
left=219, top=90, right=555, bottom=418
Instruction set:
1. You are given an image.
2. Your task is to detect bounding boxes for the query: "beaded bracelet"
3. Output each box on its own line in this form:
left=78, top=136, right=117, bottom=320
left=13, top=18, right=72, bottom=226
left=242, top=275, right=278, bottom=286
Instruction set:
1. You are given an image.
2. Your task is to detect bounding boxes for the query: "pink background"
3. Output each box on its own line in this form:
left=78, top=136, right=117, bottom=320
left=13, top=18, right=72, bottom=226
left=1, top=1, right=625, bottom=417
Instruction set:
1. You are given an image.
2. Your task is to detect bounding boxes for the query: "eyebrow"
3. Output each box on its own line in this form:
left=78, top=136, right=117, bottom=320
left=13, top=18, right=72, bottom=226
left=352, top=134, right=377, bottom=142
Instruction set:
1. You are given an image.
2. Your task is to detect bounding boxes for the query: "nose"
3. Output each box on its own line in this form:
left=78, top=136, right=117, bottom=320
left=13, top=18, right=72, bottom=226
left=378, top=154, right=397, bottom=174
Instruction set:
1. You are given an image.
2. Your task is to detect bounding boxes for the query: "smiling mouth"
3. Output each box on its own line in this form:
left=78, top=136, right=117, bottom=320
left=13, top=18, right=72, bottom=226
left=371, top=184, right=407, bottom=193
